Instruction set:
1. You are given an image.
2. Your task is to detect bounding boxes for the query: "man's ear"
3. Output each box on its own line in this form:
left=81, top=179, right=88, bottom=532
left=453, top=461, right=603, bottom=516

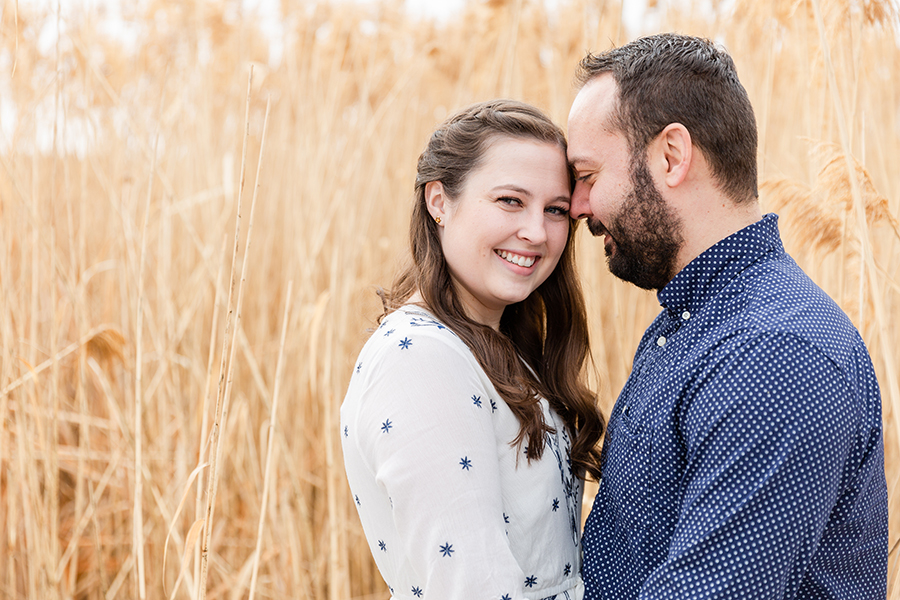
left=654, top=123, right=692, bottom=188
left=425, top=181, right=447, bottom=224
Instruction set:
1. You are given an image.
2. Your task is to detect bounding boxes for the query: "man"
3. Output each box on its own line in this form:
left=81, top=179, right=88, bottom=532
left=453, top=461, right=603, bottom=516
left=567, top=33, right=887, bottom=599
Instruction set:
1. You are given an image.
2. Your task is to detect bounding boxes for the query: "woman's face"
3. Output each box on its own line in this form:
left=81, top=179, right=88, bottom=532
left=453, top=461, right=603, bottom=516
left=428, top=137, right=572, bottom=329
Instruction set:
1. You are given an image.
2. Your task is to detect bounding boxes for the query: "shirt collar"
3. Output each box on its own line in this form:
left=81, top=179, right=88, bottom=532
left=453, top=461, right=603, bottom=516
left=657, top=213, right=783, bottom=315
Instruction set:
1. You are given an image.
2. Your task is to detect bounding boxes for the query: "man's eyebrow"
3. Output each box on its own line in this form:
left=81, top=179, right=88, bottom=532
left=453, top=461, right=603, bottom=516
left=568, top=158, right=591, bottom=171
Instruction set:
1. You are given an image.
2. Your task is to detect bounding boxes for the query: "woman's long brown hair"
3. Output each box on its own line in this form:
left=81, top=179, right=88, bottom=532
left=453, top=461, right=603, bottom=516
left=380, top=99, right=605, bottom=481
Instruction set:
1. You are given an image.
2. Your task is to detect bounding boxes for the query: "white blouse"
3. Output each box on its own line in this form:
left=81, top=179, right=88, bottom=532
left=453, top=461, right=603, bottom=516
left=340, top=306, right=584, bottom=600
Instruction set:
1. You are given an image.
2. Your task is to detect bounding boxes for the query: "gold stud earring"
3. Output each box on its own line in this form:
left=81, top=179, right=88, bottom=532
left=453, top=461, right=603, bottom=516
left=435, top=216, right=442, bottom=224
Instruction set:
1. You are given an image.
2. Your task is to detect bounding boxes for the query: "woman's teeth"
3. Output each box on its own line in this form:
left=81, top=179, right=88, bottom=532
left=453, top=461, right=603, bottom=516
left=497, top=250, right=536, bottom=267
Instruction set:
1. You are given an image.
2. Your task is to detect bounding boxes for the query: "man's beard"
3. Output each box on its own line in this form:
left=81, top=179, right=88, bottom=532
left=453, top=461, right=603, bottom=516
left=587, top=157, right=684, bottom=291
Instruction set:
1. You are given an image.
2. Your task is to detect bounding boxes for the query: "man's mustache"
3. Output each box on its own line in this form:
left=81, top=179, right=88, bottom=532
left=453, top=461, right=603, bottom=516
left=587, top=218, right=608, bottom=238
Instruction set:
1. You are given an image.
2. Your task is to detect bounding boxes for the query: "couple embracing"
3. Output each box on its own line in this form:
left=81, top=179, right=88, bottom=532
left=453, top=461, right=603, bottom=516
left=340, top=33, right=887, bottom=600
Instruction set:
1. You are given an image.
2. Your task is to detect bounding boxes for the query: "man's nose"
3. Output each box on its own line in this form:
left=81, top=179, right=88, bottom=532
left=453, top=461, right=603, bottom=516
left=569, top=180, right=592, bottom=220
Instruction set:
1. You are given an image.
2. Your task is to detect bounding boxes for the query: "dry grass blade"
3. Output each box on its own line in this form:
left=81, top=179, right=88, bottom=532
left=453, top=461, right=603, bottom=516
left=106, top=554, right=135, bottom=600
left=197, top=65, right=255, bottom=600
left=7, top=1, right=19, bottom=78
left=133, top=78, right=165, bottom=600
left=193, top=234, right=226, bottom=594
left=170, top=519, right=206, bottom=600
left=162, top=462, right=209, bottom=599
left=199, top=75, right=271, bottom=600
left=248, top=279, right=293, bottom=600
left=0, top=325, right=124, bottom=396
left=53, top=446, right=125, bottom=582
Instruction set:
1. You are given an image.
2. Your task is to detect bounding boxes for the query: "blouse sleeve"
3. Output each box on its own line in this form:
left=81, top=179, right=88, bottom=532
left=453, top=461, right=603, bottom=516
left=352, top=327, right=527, bottom=600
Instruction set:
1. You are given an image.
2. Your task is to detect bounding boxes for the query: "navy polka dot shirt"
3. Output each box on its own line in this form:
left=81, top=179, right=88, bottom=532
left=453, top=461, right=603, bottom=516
left=583, top=214, right=888, bottom=600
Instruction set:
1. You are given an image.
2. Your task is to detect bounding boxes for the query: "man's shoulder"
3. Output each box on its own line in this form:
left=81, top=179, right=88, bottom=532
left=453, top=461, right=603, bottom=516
left=728, top=252, right=864, bottom=365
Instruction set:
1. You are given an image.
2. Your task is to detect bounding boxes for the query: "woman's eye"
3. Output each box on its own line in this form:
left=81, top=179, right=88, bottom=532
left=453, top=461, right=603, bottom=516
left=498, top=196, right=522, bottom=206
left=546, top=205, right=570, bottom=217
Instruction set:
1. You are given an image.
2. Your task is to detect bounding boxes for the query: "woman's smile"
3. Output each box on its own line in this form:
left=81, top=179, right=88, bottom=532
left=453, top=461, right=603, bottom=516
left=495, top=249, right=539, bottom=269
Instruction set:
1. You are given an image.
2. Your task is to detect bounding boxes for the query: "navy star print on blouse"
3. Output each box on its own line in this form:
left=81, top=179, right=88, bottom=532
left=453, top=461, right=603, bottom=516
left=341, top=306, right=586, bottom=599
left=582, top=214, right=888, bottom=600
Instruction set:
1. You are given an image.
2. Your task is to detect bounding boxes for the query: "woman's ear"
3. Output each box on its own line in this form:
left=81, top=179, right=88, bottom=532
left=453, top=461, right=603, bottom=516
left=425, top=181, right=447, bottom=224
left=654, top=123, right=692, bottom=188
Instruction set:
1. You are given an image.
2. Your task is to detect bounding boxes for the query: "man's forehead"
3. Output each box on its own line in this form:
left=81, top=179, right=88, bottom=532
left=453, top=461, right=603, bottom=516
left=568, top=75, right=618, bottom=131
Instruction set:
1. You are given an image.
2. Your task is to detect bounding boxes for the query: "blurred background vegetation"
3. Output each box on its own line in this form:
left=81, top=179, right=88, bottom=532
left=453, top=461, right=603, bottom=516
left=0, top=0, right=898, bottom=598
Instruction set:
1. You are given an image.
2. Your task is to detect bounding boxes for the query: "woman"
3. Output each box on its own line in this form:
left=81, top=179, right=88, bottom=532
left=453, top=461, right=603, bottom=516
left=341, top=99, right=604, bottom=600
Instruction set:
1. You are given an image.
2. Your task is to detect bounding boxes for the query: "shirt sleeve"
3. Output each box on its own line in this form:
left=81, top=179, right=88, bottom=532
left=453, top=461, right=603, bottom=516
left=640, top=331, right=857, bottom=600
left=353, top=327, right=527, bottom=600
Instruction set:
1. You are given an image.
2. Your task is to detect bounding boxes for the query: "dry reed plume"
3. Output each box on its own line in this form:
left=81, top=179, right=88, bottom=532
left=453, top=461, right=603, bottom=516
left=0, top=0, right=897, bottom=598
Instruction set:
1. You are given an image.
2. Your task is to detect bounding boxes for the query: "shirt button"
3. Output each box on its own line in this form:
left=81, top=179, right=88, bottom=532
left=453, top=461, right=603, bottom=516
left=657, top=336, right=667, bottom=347
left=682, top=311, right=691, bottom=320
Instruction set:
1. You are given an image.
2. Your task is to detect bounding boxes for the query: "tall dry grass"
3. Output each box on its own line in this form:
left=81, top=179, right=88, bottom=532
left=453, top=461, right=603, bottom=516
left=0, top=0, right=897, bottom=598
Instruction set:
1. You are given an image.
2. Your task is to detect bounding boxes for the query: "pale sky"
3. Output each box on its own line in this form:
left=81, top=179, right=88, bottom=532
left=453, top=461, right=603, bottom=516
left=16, top=0, right=656, bottom=67
left=1, top=0, right=657, bottom=153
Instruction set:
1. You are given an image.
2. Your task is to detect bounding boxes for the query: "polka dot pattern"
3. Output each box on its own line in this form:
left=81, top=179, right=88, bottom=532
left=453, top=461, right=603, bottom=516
left=583, top=214, right=887, bottom=600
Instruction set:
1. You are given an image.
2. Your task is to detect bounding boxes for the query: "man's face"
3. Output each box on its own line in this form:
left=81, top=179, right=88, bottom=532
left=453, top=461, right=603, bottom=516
left=567, top=75, right=684, bottom=291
